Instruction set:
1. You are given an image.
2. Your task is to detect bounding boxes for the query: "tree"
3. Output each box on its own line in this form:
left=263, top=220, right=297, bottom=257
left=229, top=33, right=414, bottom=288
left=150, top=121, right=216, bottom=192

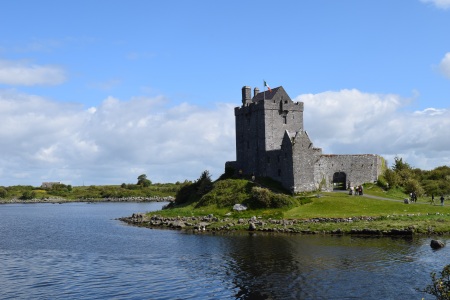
left=137, top=174, right=151, bottom=187
left=384, top=168, right=400, bottom=188
left=196, top=170, right=213, bottom=196
left=419, top=264, right=450, bottom=299
left=0, top=187, right=7, bottom=198
left=393, top=156, right=412, bottom=172
left=404, top=178, right=424, bottom=197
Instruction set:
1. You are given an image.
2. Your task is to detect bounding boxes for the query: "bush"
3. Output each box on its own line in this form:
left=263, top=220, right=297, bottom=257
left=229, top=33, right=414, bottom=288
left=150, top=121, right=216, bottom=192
left=271, top=193, right=296, bottom=208
left=20, top=190, right=36, bottom=200
left=419, top=264, right=450, bottom=299
left=247, top=186, right=296, bottom=209
left=384, top=169, right=400, bottom=188
left=195, top=179, right=253, bottom=208
left=249, top=186, right=272, bottom=208
left=404, top=178, right=424, bottom=197
left=174, top=181, right=198, bottom=205
left=377, top=175, right=388, bottom=189
left=174, top=171, right=213, bottom=206
left=0, top=187, right=7, bottom=198
left=197, top=170, right=213, bottom=196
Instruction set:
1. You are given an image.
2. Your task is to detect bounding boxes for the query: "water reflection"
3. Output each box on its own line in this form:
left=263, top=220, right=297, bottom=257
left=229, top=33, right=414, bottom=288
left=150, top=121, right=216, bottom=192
left=218, top=233, right=447, bottom=299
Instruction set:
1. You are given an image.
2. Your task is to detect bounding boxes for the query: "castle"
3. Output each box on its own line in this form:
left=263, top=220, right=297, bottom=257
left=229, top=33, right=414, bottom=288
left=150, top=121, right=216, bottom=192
left=226, top=85, right=384, bottom=192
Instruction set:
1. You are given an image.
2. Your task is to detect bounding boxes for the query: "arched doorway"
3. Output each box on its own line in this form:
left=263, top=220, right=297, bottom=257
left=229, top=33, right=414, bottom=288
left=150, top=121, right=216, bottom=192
left=332, top=172, right=346, bottom=190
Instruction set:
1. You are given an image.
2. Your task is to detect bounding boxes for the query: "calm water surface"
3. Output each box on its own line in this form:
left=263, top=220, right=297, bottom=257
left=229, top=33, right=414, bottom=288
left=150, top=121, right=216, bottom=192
left=0, top=202, right=448, bottom=299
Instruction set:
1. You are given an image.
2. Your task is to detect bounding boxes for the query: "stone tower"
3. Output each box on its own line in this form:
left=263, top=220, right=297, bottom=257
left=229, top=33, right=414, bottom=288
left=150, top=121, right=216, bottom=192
left=227, top=85, right=384, bottom=192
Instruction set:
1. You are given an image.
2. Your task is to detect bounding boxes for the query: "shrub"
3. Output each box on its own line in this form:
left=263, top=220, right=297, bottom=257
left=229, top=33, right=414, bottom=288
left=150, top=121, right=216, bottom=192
left=271, top=193, right=296, bottom=208
left=377, top=175, right=388, bottom=189
left=20, top=190, right=36, bottom=200
left=246, top=186, right=296, bottom=209
left=0, top=187, right=7, bottom=198
left=197, top=170, right=213, bottom=196
left=384, top=168, right=400, bottom=188
left=249, top=186, right=272, bottom=208
left=419, top=264, right=450, bottom=299
left=195, top=179, right=253, bottom=208
left=404, top=178, right=424, bottom=197
left=174, top=182, right=198, bottom=205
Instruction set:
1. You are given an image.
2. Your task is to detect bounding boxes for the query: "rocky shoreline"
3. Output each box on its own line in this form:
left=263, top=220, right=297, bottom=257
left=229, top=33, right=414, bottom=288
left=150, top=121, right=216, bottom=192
left=0, top=196, right=175, bottom=204
left=119, top=213, right=427, bottom=236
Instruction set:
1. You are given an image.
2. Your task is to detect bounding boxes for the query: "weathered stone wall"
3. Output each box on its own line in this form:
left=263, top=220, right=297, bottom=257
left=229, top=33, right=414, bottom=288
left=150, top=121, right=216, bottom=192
left=262, top=99, right=303, bottom=152
left=234, top=101, right=266, bottom=175
left=230, top=85, right=384, bottom=193
left=291, top=131, right=323, bottom=192
left=314, top=154, right=383, bottom=191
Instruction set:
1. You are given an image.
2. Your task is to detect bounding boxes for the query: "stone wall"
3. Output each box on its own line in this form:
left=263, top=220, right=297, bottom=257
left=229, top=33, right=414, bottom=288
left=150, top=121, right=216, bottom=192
left=290, top=131, right=323, bottom=192
left=315, top=154, right=383, bottom=191
left=229, top=85, right=384, bottom=193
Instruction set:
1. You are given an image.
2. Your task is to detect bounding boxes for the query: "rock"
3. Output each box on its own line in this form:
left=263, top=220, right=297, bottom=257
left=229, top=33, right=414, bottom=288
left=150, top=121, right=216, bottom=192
left=248, top=222, right=256, bottom=231
left=233, top=204, right=247, bottom=211
left=430, top=239, right=445, bottom=249
left=170, top=220, right=186, bottom=229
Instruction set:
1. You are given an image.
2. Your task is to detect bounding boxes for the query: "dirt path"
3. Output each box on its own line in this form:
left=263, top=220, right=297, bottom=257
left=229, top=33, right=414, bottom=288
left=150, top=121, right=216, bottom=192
left=338, top=190, right=438, bottom=205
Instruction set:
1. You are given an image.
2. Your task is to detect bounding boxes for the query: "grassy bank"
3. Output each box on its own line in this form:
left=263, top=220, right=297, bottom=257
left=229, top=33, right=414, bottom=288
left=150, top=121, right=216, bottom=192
left=0, top=183, right=179, bottom=202
left=135, top=181, right=450, bottom=235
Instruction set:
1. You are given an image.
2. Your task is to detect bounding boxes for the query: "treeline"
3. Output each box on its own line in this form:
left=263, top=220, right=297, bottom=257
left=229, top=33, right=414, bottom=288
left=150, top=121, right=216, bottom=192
left=0, top=174, right=182, bottom=200
left=378, top=157, right=450, bottom=196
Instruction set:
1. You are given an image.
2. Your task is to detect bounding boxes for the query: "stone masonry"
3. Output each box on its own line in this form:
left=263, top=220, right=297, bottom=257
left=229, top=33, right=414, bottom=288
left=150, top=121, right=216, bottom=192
left=226, top=86, right=384, bottom=192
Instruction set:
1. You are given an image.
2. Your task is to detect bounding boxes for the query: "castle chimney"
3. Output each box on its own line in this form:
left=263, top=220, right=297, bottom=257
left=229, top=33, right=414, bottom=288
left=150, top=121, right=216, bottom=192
left=242, top=86, right=251, bottom=105
left=254, top=87, right=260, bottom=97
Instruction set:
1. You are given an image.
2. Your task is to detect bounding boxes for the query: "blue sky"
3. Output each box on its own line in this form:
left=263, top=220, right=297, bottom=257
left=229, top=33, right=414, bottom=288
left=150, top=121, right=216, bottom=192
left=1, top=0, right=450, bottom=186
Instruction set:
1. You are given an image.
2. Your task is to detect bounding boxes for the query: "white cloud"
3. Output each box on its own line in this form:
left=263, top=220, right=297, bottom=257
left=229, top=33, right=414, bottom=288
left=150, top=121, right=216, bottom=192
left=421, top=0, right=450, bottom=9
left=295, top=89, right=450, bottom=169
left=0, top=59, right=66, bottom=86
left=439, top=52, right=450, bottom=79
left=0, top=90, right=235, bottom=186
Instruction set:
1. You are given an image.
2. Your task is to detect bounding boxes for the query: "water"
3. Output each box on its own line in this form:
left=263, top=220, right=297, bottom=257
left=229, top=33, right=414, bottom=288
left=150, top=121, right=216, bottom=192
left=0, top=202, right=448, bottom=299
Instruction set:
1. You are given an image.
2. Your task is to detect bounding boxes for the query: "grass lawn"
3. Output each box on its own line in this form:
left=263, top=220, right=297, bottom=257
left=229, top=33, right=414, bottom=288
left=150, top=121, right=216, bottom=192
left=284, top=192, right=450, bottom=219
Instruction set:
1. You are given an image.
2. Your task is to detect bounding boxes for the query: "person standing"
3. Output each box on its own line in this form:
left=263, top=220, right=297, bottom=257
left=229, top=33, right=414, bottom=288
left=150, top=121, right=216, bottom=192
left=441, top=195, right=445, bottom=206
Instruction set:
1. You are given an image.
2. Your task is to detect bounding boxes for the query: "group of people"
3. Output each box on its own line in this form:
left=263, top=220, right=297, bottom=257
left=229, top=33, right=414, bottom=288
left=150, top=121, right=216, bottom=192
left=347, top=183, right=447, bottom=206
left=431, top=194, right=446, bottom=206
left=349, top=185, right=363, bottom=196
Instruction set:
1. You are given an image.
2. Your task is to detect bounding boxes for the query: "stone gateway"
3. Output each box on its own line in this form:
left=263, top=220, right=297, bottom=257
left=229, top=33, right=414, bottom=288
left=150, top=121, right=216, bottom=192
left=226, top=85, right=385, bottom=193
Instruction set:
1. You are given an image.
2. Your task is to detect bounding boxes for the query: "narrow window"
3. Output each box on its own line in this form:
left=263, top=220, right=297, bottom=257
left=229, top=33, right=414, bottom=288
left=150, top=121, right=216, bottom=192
left=283, top=116, right=287, bottom=124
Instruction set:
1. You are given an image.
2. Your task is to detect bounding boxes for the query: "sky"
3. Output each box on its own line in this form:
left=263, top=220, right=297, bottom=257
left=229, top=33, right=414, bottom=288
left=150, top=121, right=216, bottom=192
left=1, top=0, right=450, bottom=186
